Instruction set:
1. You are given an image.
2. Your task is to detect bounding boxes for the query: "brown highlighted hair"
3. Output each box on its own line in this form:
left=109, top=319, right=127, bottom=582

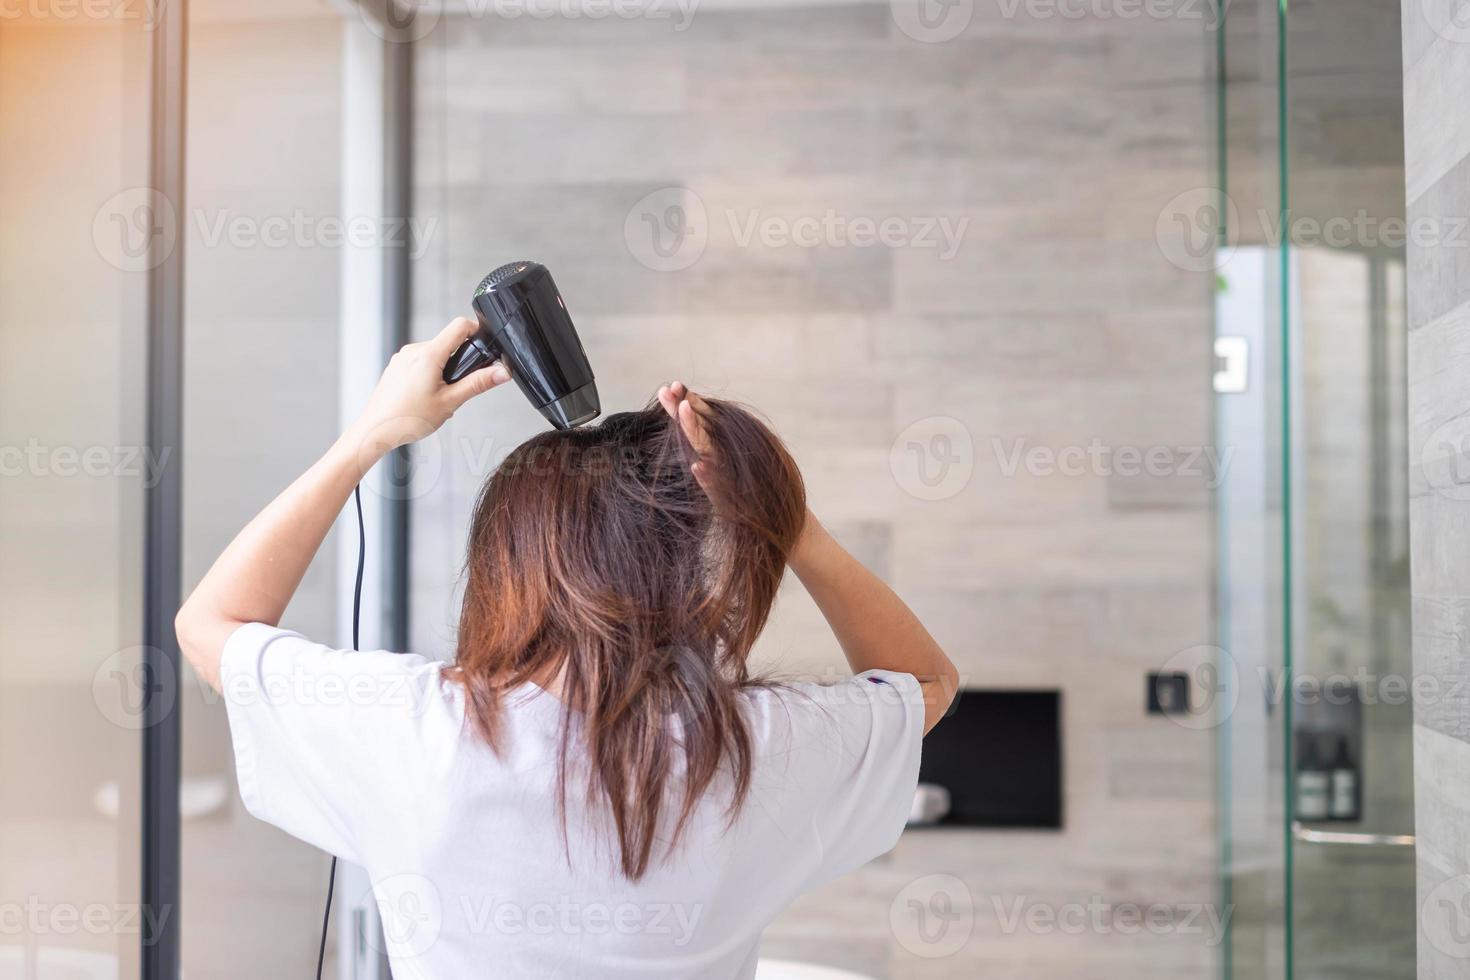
left=446, top=396, right=806, bottom=880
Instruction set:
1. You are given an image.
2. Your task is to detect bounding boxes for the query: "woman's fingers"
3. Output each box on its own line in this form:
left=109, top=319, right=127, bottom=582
left=690, top=459, right=713, bottom=494
left=443, top=359, right=511, bottom=409
left=677, top=399, right=712, bottom=456
left=660, top=382, right=713, bottom=454
left=659, top=381, right=722, bottom=499
left=660, top=382, right=717, bottom=491
left=657, top=384, right=680, bottom=420
left=429, top=316, right=479, bottom=365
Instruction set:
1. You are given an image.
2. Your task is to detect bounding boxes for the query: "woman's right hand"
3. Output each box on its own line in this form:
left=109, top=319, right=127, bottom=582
left=349, top=317, right=511, bottom=458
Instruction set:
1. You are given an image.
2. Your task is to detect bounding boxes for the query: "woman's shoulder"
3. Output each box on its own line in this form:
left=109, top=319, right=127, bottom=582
left=744, top=670, right=924, bottom=712
left=740, top=670, right=925, bottom=748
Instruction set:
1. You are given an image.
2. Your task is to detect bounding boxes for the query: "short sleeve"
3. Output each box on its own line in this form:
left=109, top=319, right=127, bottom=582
left=218, top=622, right=449, bottom=864
left=785, top=670, right=925, bottom=885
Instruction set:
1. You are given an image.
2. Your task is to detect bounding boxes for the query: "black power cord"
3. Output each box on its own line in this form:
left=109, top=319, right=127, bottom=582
left=316, top=485, right=366, bottom=980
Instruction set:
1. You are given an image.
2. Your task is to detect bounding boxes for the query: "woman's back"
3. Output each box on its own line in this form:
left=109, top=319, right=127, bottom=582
left=220, top=625, right=924, bottom=980
left=177, top=358, right=956, bottom=979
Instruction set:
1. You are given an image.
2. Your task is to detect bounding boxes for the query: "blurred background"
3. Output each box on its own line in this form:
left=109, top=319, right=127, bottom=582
left=2, top=0, right=1460, bottom=976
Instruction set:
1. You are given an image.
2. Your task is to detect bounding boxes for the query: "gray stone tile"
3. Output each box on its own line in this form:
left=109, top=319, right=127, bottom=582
left=1413, top=725, right=1470, bottom=979
left=1410, top=595, right=1470, bottom=742
left=1406, top=171, right=1470, bottom=331
left=1404, top=32, right=1470, bottom=206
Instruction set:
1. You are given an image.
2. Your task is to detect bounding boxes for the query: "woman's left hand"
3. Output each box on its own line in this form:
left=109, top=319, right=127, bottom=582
left=348, top=317, right=512, bottom=456
left=658, top=380, right=718, bottom=494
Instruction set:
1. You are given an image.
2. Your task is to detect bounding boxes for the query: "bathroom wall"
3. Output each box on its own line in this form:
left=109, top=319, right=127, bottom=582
left=1399, top=2, right=1470, bottom=976
left=410, top=6, right=1218, bottom=976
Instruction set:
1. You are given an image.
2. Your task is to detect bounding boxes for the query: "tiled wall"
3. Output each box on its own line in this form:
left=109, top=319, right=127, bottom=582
left=411, top=8, right=1217, bottom=976
left=1401, top=2, right=1470, bottom=975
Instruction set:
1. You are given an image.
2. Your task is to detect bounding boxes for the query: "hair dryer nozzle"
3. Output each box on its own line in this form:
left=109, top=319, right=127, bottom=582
left=445, top=261, right=600, bottom=429
left=541, top=383, right=601, bottom=429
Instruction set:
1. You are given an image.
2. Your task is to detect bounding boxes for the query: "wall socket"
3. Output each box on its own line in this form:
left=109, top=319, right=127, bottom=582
left=1147, top=671, right=1190, bottom=715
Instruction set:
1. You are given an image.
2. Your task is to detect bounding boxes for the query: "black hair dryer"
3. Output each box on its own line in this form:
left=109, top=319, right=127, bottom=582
left=443, top=261, right=601, bottom=429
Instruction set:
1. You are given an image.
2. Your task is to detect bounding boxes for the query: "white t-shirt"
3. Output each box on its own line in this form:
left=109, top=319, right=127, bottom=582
left=219, top=623, right=924, bottom=980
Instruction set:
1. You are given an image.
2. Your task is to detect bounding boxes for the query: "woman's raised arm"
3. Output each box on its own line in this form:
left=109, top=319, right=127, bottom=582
left=175, top=318, right=509, bottom=689
left=657, top=381, right=959, bottom=733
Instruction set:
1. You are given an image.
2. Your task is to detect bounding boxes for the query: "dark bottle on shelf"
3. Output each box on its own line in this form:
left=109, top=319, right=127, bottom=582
left=1329, top=736, right=1360, bottom=821
left=1296, top=735, right=1330, bottom=822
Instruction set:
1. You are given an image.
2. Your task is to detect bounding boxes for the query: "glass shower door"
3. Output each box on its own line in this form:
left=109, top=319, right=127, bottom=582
left=1288, top=246, right=1415, bottom=980
left=1283, top=0, right=1415, bottom=975
left=1215, top=0, right=1417, bottom=976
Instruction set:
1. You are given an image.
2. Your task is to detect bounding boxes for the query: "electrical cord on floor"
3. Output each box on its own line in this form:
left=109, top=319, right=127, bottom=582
left=316, top=485, right=365, bottom=980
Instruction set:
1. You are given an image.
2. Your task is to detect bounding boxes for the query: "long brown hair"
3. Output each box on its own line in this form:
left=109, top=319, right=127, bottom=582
left=447, top=395, right=806, bottom=880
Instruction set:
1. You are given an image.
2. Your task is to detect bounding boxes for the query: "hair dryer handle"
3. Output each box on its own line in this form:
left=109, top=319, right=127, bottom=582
left=443, top=335, right=498, bottom=384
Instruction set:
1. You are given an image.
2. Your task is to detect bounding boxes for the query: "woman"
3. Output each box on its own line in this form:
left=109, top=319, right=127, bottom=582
left=176, top=316, right=958, bottom=979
